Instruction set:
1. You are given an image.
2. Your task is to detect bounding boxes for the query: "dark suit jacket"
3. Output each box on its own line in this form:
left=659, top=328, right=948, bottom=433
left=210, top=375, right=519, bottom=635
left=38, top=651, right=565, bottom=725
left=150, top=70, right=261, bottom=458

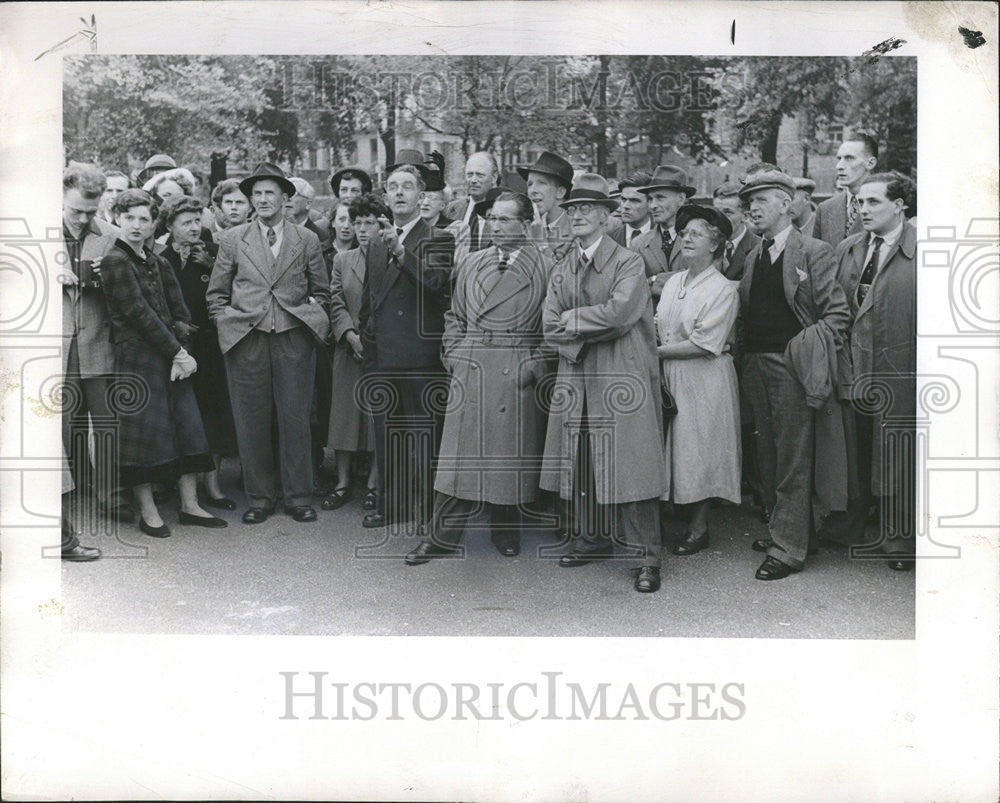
left=206, top=221, right=331, bottom=354
left=358, top=218, right=455, bottom=371
left=610, top=221, right=651, bottom=250
left=722, top=228, right=760, bottom=281
left=813, top=191, right=863, bottom=248
left=445, top=197, right=490, bottom=252
left=632, top=225, right=685, bottom=292
left=62, top=219, right=118, bottom=376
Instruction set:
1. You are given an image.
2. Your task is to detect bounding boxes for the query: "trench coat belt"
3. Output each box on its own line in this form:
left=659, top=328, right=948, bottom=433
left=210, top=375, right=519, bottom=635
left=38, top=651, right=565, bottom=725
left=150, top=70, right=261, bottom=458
left=463, top=329, right=539, bottom=348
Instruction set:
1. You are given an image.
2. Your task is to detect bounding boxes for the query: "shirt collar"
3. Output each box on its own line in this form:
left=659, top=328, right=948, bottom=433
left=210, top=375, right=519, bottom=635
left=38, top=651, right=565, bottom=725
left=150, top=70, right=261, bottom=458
left=395, top=215, right=421, bottom=242
left=547, top=210, right=567, bottom=230
left=768, top=224, right=795, bottom=254
left=580, top=235, right=603, bottom=262
left=496, top=245, right=520, bottom=265
left=871, top=220, right=905, bottom=249
left=628, top=219, right=651, bottom=236
left=729, top=227, right=746, bottom=250
left=258, top=218, right=284, bottom=237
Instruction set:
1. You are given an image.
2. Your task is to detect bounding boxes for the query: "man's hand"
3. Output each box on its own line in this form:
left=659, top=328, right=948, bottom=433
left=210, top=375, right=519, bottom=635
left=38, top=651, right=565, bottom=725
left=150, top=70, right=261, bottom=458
left=345, top=330, right=364, bottom=360
left=649, top=272, right=668, bottom=296
left=171, top=349, right=198, bottom=381
left=378, top=216, right=405, bottom=260
left=57, top=269, right=79, bottom=286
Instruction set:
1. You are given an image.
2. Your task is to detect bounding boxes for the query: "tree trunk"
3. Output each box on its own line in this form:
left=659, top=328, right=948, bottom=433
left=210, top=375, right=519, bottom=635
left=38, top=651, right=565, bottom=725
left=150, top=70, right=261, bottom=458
left=595, top=55, right=610, bottom=175
left=759, top=112, right=782, bottom=165
left=381, top=98, right=397, bottom=168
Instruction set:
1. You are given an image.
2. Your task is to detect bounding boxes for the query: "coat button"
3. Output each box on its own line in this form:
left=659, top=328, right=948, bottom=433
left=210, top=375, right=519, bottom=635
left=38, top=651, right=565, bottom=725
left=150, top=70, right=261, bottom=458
left=499, top=405, right=506, bottom=412
left=502, top=368, right=509, bottom=375
left=397, top=310, right=403, bottom=316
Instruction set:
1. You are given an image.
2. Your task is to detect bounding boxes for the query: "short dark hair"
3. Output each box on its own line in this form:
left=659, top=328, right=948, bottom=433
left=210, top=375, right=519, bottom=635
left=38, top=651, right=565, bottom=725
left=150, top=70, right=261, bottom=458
left=159, top=194, right=204, bottom=230
left=349, top=192, right=391, bottom=222
left=492, top=192, right=534, bottom=221
left=619, top=170, right=653, bottom=190
left=387, top=164, right=425, bottom=191
left=845, top=130, right=879, bottom=160
left=112, top=189, right=158, bottom=219
left=211, top=179, right=246, bottom=208
left=63, top=162, right=106, bottom=199
left=863, top=171, right=915, bottom=214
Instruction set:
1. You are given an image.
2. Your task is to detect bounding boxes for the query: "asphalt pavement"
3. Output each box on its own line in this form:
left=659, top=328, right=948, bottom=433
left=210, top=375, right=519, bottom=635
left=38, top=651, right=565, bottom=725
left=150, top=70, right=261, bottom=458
left=61, top=464, right=915, bottom=639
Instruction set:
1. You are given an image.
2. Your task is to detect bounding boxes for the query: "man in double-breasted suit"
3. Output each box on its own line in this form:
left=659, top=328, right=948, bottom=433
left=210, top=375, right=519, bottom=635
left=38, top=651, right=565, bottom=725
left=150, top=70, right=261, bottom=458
left=540, top=174, right=666, bottom=594
left=405, top=192, right=553, bottom=565
left=835, top=172, right=917, bottom=571
left=357, top=164, right=456, bottom=533
left=207, top=163, right=330, bottom=524
left=633, top=165, right=695, bottom=298
left=737, top=169, right=852, bottom=580
left=812, top=133, right=878, bottom=248
left=60, top=163, right=135, bottom=525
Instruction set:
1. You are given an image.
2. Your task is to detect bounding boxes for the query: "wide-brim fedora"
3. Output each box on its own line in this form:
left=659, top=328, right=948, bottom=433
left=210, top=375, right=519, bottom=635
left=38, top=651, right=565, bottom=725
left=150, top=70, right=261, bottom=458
left=639, top=164, right=696, bottom=197
left=136, top=153, right=176, bottom=186
left=675, top=203, right=733, bottom=241
left=557, top=173, right=619, bottom=211
left=517, top=151, right=574, bottom=192
left=329, top=165, right=373, bottom=195
left=239, top=163, right=296, bottom=198
left=385, top=149, right=430, bottom=180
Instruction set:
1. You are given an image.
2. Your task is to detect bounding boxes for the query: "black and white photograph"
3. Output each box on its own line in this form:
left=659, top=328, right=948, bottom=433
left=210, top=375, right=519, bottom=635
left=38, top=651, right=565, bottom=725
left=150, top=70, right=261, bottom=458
left=1, top=2, right=997, bottom=800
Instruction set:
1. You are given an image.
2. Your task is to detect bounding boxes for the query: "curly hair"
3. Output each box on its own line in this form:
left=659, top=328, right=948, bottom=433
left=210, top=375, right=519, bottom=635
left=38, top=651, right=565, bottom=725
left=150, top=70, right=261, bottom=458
left=158, top=194, right=204, bottom=230
left=63, top=162, right=107, bottom=200
left=348, top=192, right=391, bottom=222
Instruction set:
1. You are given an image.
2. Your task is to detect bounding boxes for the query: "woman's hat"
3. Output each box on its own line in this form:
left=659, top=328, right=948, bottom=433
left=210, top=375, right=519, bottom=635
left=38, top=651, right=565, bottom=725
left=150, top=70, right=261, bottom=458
left=517, top=151, right=574, bottom=192
left=239, top=163, right=296, bottom=198
left=557, top=173, right=619, bottom=211
left=639, top=165, right=697, bottom=197
left=329, top=165, right=373, bottom=195
left=136, top=153, right=177, bottom=185
left=675, top=203, right=733, bottom=241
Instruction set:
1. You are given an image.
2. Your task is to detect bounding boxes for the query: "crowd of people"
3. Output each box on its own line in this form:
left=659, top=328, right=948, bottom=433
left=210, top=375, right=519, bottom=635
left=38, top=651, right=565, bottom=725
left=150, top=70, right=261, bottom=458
left=60, top=133, right=917, bottom=594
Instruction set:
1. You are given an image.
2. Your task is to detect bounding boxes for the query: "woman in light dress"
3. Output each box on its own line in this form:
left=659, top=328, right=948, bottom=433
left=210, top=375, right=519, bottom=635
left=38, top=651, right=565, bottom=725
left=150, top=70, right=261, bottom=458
left=655, top=204, right=741, bottom=555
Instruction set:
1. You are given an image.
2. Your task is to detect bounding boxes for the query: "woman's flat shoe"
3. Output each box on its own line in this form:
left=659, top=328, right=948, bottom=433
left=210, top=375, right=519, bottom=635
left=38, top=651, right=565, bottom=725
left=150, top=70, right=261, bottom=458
left=321, top=486, right=353, bottom=510
left=363, top=488, right=378, bottom=511
left=178, top=511, right=228, bottom=528
left=672, top=531, right=709, bottom=556
left=139, top=517, right=171, bottom=538
left=203, top=495, right=237, bottom=511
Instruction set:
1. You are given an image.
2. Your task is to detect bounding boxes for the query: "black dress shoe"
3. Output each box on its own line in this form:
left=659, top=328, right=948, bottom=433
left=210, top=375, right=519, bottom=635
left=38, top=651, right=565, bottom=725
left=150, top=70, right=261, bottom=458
left=61, top=544, right=101, bottom=562
left=179, top=511, right=228, bottom=528
left=320, top=487, right=352, bottom=510
left=242, top=506, right=273, bottom=525
left=558, top=546, right=612, bottom=567
left=887, top=557, right=914, bottom=572
left=634, top=566, right=661, bottom=593
left=752, top=538, right=818, bottom=556
left=285, top=505, right=317, bottom=522
left=491, top=535, right=520, bottom=557
left=139, top=517, right=171, bottom=538
left=203, top=496, right=237, bottom=511
left=755, top=555, right=800, bottom=581
left=363, top=488, right=378, bottom=511
left=405, top=539, right=456, bottom=565
left=363, top=512, right=387, bottom=528
left=672, top=531, right=709, bottom=556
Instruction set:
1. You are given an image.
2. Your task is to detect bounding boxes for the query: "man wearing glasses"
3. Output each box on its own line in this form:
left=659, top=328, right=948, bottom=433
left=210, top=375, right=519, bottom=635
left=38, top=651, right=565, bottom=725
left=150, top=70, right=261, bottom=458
left=405, top=191, right=553, bottom=565
left=539, top=174, right=666, bottom=593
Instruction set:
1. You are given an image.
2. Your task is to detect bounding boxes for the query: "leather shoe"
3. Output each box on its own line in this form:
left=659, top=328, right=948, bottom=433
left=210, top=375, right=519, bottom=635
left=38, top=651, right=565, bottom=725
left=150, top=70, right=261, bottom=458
left=558, top=546, right=612, bottom=567
left=751, top=538, right=818, bottom=556
left=491, top=535, right=520, bottom=557
left=887, top=557, right=914, bottom=572
left=179, top=510, right=228, bottom=528
left=755, top=555, right=800, bottom=581
left=285, top=505, right=317, bottom=523
left=672, top=531, right=709, bottom=556
left=61, top=544, right=101, bottom=562
left=634, top=566, right=661, bottom=593
left=405, top=539, right=456, bottom=565
left=139, top=517, right=171, bottom=538
left=363, top=512, right=387, bottom=528
left=242, top=506, right=274, bottom=525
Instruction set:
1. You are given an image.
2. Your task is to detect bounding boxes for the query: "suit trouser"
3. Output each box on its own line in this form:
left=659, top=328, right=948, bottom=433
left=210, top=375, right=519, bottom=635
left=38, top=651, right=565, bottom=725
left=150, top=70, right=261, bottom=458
left=225, top=327, right=316, bottom=508
left=854, top=410, right=915, bottom=556
left=429, top=492, right=522, bottom=550
left=742, top=352, right=816, bottom=570
left=62, top=338, right=129, bottom=511
left=567, top=410, right=662, bottom=569
left=369, top=369, right=444, bottom=528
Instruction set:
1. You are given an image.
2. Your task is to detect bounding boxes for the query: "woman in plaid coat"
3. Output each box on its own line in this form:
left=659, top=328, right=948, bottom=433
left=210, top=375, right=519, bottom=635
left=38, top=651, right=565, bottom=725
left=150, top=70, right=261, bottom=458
left=101, top=190, right=225, bottom=537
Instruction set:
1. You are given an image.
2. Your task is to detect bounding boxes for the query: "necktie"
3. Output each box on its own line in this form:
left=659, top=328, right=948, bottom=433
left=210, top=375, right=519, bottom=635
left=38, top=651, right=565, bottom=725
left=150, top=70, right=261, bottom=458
left=628, top=228, right=642, bottom=247
left=396, top=227, right=404, bottom=239
left=266, top=227, right=276, bottom=248
left=725, top=240, right=735, bottom=263
left=660, top=226, right=673, bottom=264
left=846, top=195, right=860, bottom=235
left=856, top=235, right=882, bottom=306
left=578, top=254, right=591, bottom=273
left=758, top=238, right=775, bottom=272
left=469, top=213, right=480, bottom=250
left=497, top=252, right=509, bottom=273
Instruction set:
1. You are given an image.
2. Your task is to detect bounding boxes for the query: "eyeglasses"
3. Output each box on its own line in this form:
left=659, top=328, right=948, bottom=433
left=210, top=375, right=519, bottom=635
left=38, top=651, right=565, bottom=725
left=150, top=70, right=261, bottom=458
left=565, top=203, right=597, bottom=217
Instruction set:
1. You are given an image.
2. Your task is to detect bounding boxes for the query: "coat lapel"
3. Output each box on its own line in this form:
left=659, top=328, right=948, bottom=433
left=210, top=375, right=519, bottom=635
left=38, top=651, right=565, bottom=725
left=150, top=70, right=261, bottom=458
left=477, top=247, right=536, bottom=318
left=273, top=224, right=303, bottom=283
left=240, top=224, right=272, bottom=282
left=781, top=228, right=805, bottom=309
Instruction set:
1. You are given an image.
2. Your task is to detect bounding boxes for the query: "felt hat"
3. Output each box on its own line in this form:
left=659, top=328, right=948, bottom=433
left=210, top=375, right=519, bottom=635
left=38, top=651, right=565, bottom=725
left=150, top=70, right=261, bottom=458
left=738, top=169, right=796, bottom=200
left=675, top=203, right=733, bottom=241
left=639, top=164, right=696, bottom=197
left=239, top=162, right=296, bottom=198
left=557, top=173, right=619, bottom=211
left=329, top=165, right=373, bottom=195
left=517, top=151, right=574, bottom=192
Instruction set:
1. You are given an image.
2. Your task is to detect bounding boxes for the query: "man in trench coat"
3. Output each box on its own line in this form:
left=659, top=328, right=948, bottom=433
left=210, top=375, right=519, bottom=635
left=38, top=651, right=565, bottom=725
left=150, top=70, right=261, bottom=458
left=404, top=192, right=553, bottom=564
left=835, top=172, right=917, bottom=571
left=538, top=174, right=666, bottom=594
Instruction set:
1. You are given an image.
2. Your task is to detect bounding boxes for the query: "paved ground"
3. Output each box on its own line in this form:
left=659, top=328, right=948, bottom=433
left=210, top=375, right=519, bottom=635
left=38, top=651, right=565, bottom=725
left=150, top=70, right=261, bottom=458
left=61, top=469, right=915, bottom=639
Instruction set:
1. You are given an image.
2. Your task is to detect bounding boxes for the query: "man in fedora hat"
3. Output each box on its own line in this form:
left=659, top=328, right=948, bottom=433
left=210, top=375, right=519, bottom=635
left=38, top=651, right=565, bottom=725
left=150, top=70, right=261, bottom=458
left=444, top=151, right=500, bottom=253
left=633, top=164, right=696, bottom=297
left=540, top=173, right=666, bottom=593
left=519, top=150, right=575, bottom=262
left=207, top=162, right=331, bottom=525
left=329, top=165, right=373, bottom=204
left=736, top=168, right=851, bottom=581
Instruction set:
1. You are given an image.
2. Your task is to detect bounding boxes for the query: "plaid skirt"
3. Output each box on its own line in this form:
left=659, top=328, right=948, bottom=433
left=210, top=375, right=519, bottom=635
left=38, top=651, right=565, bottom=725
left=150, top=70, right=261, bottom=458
left=113, top=338, right=213, bottom=486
